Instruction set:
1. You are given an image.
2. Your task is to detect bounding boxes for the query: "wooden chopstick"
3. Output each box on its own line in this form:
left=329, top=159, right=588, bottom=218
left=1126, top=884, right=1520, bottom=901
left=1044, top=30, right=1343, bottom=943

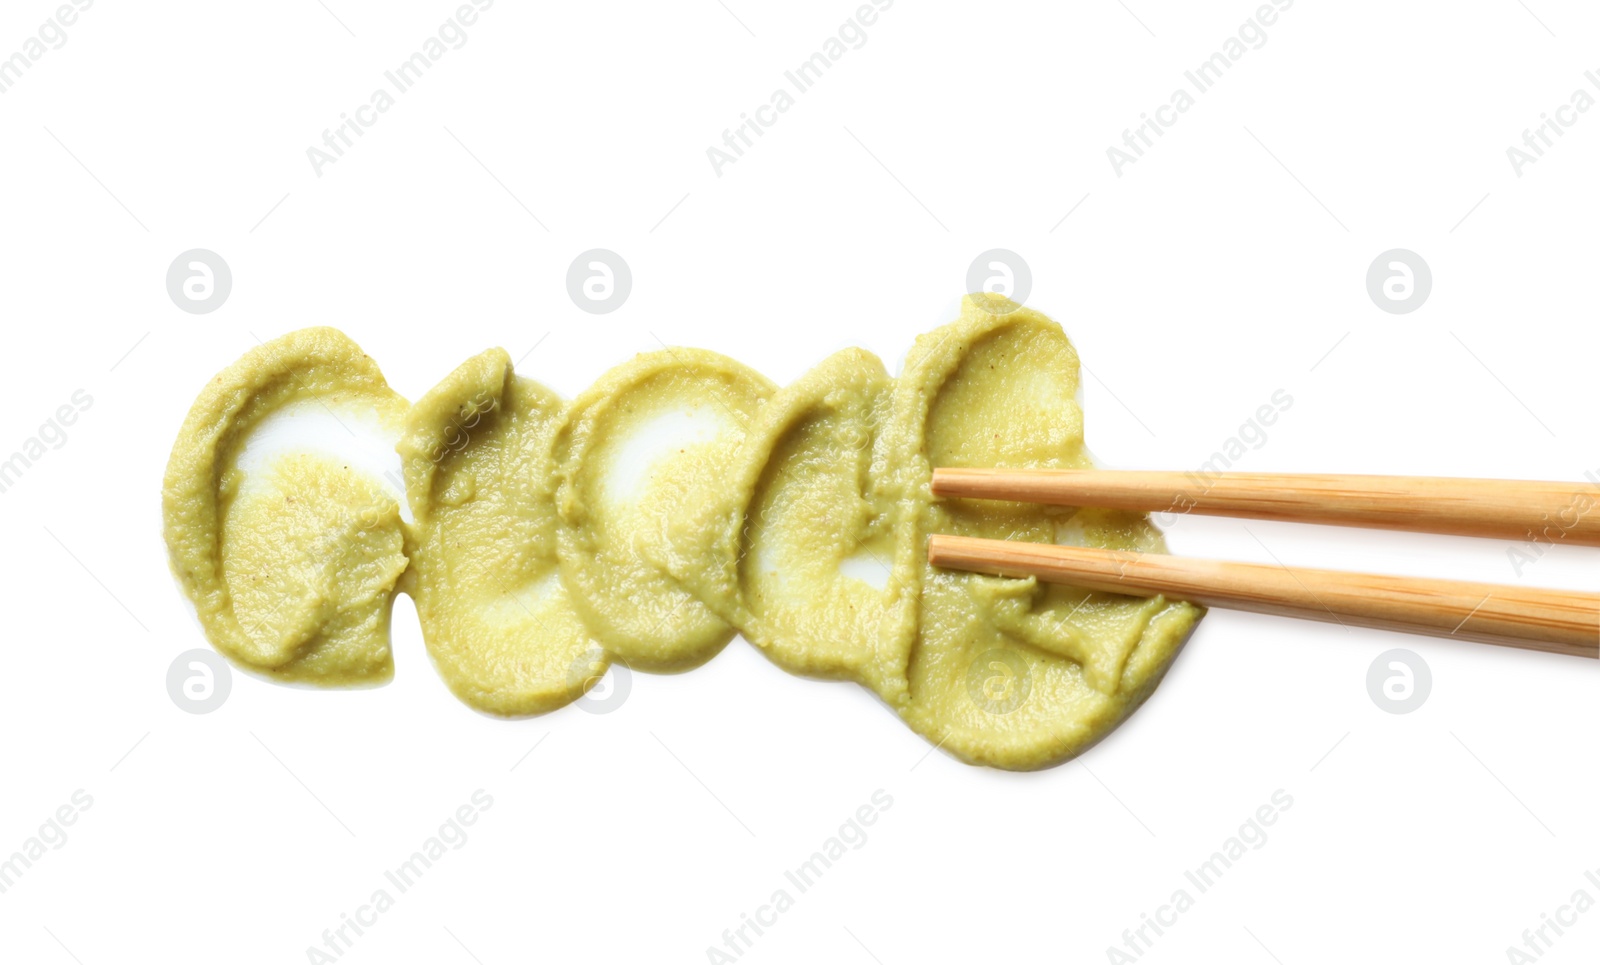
left=932, top=469, right=1600, bottom=545
left=927, top=535, right=1600, bottom=658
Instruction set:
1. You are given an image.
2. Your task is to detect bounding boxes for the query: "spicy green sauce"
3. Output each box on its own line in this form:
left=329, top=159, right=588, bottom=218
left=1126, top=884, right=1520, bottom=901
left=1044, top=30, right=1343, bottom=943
left=162, top=295, right=1201, bottom=769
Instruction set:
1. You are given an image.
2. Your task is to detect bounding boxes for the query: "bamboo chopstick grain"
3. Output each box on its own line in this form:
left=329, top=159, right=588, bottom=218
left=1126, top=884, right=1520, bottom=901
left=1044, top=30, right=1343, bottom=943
left=927, top=534, right=1600, bottom=658
left=931, top=469, right=1600, bottom=546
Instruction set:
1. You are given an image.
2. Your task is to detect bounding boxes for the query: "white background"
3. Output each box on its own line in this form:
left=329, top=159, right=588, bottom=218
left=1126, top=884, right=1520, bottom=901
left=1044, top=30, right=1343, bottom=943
left=2, top=1, right=1598, bottom=962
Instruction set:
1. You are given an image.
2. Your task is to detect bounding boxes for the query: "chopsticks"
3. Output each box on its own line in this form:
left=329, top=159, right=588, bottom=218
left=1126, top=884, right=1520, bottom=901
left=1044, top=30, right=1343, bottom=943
left=927, top=470, right=1600, bottom=658
left=932, top=469, right=1600, bottom=544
